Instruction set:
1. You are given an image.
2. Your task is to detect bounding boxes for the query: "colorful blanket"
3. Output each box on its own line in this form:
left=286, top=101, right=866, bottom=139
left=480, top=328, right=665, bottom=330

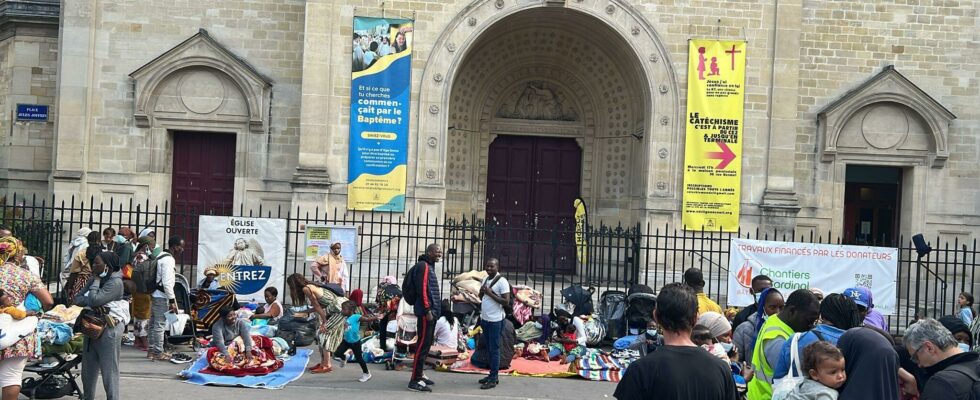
left=192, top=289, right=236, bottom=332
left=574, top=351, right=637, bottom=382
left=441, top=351, right=578, bottom=378
left=180, top=348, right=312, bottom=389
left=202, top=335, right=284, bottom=377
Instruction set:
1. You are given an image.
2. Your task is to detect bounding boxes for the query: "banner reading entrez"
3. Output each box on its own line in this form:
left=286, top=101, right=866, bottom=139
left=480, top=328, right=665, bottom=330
left=197, top=216, right=287, bottom=302
left=682, top=40, right=746, bottom=231
left=348, top=16, right=414, bottom=211
left=728, top=238, right=898, bottom=314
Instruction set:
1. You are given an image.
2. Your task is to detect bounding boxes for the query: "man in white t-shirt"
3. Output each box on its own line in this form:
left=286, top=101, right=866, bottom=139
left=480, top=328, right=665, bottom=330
left=478, top=258, right=511, bottom=390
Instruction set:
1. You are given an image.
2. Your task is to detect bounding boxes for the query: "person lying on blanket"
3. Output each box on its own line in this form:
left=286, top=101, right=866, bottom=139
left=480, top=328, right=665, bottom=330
left=211, top=305, right=253, bottom=364
left=0, top=288, right=36, bottom=319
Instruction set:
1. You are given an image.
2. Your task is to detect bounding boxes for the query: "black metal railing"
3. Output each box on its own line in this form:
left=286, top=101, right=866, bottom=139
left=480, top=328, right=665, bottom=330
left=0, top=193, right=974, bottom=335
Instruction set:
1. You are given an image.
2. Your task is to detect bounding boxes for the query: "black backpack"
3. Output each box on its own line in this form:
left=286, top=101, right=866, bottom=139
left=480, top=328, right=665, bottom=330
left=402, top=263, right=422, bottom=306
left=946, top=362, right=980, bottom=400
left=132, top=253, right=172, bottom=294
left=485, top=275, right=514, bottom=315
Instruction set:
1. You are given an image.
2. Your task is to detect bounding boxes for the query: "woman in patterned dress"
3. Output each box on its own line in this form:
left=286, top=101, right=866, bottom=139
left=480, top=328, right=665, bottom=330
left=287, top=273, right=346, bottom=374
left=0, top=237, right=53, bottom=400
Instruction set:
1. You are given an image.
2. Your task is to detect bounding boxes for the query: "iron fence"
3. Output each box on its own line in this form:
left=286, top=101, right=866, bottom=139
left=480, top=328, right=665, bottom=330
left=0, top=193, right=975, bottom=335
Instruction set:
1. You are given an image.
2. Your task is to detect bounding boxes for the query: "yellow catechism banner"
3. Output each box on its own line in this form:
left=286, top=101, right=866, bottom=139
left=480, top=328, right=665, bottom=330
left=682, top=40, right=746, bottom=231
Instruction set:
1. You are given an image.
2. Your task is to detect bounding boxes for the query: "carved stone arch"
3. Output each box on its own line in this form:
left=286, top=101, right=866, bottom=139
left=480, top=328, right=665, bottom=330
left=417, top=0, right=679, bottom=204
left=480, top=68, right=596, bottom=128
left=130, top=29, right=273, bottom=133
left=818, top=66, right=956, bottom=167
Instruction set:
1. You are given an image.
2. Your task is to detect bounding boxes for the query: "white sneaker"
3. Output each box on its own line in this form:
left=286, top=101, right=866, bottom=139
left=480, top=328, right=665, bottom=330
left=358, top=373, right=372, bottom=382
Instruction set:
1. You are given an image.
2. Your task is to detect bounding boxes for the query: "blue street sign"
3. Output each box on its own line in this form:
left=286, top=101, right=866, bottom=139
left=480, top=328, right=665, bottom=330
left=15, top=104, right=48, bottom=121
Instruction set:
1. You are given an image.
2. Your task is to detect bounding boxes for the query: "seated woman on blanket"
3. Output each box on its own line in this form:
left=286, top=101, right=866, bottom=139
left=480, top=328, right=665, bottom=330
left=211, top=306, right=253, bottom=364
left=542, top=309, right=586, bottom=364
left=251, top=287, right=283, bottom=324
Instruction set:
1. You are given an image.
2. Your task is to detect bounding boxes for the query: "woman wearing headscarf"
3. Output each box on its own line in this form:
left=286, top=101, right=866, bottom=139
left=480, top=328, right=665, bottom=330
left=74, top=252, right=129, bottom=400
left=0, top=237, right=53, bottom=400
left=773, top=293, right=862, bottom=379
left=66, top=230, right=103, bottom=305
left=698, top=312, right=733, bottom=343
left=733, top=287, right=784, bottom=364
left=311, top=242, right=349, bottom=293
left=836, top=327, right=901, bottom=400
left=130, top=236, right=155, bottom=351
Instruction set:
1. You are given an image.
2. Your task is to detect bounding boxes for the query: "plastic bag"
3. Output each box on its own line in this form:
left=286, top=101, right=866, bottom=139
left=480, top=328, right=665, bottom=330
left=771, top=332, right=805, bottom=400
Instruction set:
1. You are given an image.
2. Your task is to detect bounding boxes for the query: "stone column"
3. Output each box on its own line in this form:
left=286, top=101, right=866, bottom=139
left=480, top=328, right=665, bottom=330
left=759, top=0, right=803, bottom=232
left=291, top=0, right=337, bottom=213
left=50, top=0, right=98, bottom=199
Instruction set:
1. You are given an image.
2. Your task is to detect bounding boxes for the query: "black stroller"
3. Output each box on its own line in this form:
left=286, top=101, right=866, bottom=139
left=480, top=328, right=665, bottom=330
left=559, top=284, right=595, bottom=316
left=625, top=284, right=657, bottom=334
left=598, top=290, right=627, bottom=340
left=22, top=352, right=84, bottom=399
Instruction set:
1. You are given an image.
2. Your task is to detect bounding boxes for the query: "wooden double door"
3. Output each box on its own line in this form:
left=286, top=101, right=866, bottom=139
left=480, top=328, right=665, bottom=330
left=485, top=135, right=582, bottom=273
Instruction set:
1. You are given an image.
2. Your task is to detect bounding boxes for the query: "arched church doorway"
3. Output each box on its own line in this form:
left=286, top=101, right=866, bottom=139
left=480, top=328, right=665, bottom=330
left=445, top=7, right=651, bottom=272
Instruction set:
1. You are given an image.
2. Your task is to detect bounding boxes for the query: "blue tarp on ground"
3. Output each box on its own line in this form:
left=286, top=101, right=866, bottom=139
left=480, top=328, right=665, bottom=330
left=178, top=349, right=312, bottom=389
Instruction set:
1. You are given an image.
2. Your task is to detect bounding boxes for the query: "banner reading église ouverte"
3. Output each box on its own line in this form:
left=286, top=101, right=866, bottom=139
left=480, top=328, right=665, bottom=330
left=348, top=16, right=414, bottom=211
left=682, top=40, right=746, bottom=231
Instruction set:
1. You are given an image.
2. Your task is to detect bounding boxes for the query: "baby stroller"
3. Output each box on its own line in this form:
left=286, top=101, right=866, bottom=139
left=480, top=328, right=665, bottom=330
left=22, top=352, right=83, bottom=399
left=598, top=290, right=627, bottom=340
left=166, top=274, right=203, bottom=350
left=625, top=284, right=657, bottom=334
left=560, top=284, right=595, bottom=316
left=385, top=299, right=418, bottom=370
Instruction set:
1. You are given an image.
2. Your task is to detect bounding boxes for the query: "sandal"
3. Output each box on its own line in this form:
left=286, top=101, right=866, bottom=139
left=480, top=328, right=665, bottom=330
left=309, top=363, right=322, bottom=371
left=310, top=365, right=333, bottom=374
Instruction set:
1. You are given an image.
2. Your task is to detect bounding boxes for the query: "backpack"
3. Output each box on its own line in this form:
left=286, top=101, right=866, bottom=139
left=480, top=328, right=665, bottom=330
left=485, top=275, right=514, bottom=315
left=946, top=362, right=980, bottom=400
left=402, top=263, right=422, bottom=306
left=132, top=253, right=172, bottom=294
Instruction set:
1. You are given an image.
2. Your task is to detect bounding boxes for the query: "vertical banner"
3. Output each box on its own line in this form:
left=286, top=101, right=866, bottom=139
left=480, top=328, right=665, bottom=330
left=348, top=17, right=414, bottom=212
left=682, top=40, right=746, bottom=231
left=197, top=216, right=287, bottom=302
left=573, top=198, right=588, bottom=266
left=727, top=239, right=898, bottom=314
left=304, top=225, right=359, bottom=263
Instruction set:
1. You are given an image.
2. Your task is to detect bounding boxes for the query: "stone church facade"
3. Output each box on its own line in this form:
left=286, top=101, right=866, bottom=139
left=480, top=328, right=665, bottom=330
left=0, top=0, right=977, bottom=243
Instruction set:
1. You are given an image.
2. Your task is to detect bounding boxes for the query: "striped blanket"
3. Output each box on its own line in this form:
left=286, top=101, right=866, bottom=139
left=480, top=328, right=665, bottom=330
left=574, top=351, right=638, bottom=382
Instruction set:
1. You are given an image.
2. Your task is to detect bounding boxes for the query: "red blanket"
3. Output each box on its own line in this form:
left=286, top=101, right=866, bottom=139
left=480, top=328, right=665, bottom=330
left=201, top=335, right=284, bottom=377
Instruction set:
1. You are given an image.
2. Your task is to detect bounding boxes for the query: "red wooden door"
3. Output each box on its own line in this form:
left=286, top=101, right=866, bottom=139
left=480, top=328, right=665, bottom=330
left=486, top=135, right=581, bottom=273
left=171, top=132, right=236, bottom=265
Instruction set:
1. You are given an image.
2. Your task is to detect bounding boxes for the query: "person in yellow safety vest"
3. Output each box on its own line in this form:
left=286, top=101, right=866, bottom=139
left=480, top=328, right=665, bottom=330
left=747, top=289, right=821, bottom=400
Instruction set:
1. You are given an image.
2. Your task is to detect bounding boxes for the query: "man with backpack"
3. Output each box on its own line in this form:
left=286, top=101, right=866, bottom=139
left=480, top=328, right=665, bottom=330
left=404, top=243, right=442, bottom=392
left=148, top=235, right=184, bottom=361
left=476, top=258, right=512, bottom=390
left=904, top=318, right=980, bottom=400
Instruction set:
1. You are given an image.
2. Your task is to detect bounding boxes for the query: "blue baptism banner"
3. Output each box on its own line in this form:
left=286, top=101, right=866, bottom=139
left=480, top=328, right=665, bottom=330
left=348, top=16, right=414, bottom=212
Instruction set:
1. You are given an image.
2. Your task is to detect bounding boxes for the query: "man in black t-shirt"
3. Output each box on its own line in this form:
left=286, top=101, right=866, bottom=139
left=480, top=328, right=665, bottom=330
left=613, top=283, right=737, bottom=400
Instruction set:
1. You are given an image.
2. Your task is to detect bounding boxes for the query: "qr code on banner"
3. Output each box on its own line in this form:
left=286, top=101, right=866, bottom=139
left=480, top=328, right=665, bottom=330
left=854, top=274, right=873, bottom=288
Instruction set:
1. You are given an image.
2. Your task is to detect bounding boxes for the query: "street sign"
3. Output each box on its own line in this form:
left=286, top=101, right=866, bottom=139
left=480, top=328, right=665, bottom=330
left=15, top=104, right=48, bottom=121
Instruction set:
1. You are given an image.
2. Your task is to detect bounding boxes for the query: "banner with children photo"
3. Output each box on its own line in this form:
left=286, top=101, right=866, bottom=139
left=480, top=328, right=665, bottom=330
left=348, top=16, right=414, bottom=212
left=196, top=216, right=287, bottom=302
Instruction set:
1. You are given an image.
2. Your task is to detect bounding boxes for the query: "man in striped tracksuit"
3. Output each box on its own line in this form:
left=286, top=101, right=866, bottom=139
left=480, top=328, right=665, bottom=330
left=408, top=243, right=443, bottom=392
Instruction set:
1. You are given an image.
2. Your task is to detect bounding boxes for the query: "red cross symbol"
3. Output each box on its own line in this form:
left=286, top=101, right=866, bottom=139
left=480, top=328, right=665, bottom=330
left=725, top=45, right=741, bottom=70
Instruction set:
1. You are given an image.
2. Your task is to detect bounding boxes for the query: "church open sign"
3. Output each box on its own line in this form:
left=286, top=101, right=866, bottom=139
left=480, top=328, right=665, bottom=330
left=16, top=104, right=48, bottom=121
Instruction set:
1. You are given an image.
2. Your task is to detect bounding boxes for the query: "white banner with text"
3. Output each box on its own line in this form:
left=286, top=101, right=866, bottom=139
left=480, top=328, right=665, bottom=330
left=728, top=238, right=898, bottom=314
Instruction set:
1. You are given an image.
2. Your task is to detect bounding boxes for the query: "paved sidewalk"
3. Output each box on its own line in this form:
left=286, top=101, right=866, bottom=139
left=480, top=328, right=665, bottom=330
left=31, top=344, right=617, bottom=400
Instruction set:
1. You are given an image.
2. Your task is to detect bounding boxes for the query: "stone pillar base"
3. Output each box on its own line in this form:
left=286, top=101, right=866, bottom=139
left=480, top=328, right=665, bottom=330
left=50, top=170, right=84, bottom=201
left=759, top=190, right=801, bottom=234
left=290, top=168, right=332, bottom=215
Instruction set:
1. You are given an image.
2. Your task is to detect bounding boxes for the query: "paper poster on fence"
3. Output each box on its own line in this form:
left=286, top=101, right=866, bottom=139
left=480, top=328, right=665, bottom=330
left=728, top=238, right=898, bottom=314
left=682, top=39, right=746, bottom=232
left=305, top=225, right=358, bottom=263
left=197, top=216, right=286, bottom=302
